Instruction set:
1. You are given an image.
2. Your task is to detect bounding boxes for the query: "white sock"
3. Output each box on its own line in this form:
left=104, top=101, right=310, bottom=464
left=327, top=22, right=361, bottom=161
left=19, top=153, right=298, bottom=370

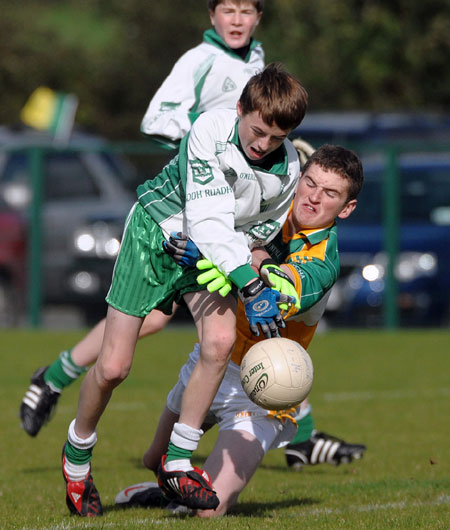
left=64, top=459, right=90, bottom=482
left=165, top=423, right=204, bottom=472
left=170, top=422, right=203, bottom=451
left=67, top=419, right=97, bottom=450
left=64, top=419, right=97, bottom=482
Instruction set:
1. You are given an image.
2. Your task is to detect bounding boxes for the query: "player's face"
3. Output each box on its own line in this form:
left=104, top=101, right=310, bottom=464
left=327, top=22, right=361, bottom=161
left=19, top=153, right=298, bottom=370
left=237, top=102, right=290, bottom=161
left=290, top=163, right=357, bottom=230
left=210, top=1, right=261, bottom=49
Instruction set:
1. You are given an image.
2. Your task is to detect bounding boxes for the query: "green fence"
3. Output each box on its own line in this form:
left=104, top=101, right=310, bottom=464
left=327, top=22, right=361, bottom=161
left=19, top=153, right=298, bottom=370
left=1, top=140, right=448, bottom=328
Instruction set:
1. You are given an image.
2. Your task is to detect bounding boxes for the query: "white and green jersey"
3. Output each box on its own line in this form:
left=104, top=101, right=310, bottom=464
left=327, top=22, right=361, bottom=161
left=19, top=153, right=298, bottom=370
left=137, top=108, right=300, bottom=289
left=140, top=29, right=264, bottom=143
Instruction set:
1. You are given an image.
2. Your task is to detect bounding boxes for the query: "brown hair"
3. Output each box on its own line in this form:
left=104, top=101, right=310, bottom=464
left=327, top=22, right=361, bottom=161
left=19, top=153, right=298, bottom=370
left=303, top=144, right=364, bottom=201
left=207, top=0, right=264, bottom=12
left=239, top=63, right=308, bottom=132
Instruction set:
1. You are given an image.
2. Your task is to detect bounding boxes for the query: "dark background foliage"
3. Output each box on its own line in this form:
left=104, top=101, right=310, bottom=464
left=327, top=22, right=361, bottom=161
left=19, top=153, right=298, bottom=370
left=1, top=0, right=449, bottom=140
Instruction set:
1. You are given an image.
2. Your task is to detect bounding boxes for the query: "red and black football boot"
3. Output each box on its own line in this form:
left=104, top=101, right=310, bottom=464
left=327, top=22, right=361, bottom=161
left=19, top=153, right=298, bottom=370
left=62, top=449, right=103, bottom=516
left=157, top=455, right=219, bottom=510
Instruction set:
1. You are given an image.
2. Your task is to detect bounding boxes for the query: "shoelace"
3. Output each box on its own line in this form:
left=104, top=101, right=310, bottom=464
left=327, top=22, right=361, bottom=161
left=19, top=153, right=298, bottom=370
left=267, top=406, right=298, bottom=426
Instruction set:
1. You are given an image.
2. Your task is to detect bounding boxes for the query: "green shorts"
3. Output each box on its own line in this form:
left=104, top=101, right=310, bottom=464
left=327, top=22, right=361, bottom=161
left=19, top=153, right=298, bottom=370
left=106, top=202, right=200, bottom=317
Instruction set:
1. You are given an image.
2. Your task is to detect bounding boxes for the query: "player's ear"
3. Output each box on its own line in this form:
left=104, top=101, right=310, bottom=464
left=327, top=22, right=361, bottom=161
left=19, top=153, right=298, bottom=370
left=236, top=100, right=243, bottom=118
left=338, top=199, right=357, bottom=219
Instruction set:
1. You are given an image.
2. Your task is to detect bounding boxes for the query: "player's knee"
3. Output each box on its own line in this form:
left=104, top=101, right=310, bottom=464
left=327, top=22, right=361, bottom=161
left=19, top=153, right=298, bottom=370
left=202, top=329, right=235, bottom=362
left=94, top=358, right=130, bottom=389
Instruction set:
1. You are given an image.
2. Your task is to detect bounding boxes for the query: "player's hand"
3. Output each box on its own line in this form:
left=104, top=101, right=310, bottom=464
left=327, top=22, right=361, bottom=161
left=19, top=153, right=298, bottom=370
left=239, top=278, right=295, bottom=338
left=196, top=259, right=232, bottom=297
left=260, top=260, right=300, bottom=311
left=162, top=232, right=200, bottom=267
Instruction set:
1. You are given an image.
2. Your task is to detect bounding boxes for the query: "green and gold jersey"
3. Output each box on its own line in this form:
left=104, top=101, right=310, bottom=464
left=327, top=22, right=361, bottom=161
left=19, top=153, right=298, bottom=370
left=232, top=218, right=339, bottom=364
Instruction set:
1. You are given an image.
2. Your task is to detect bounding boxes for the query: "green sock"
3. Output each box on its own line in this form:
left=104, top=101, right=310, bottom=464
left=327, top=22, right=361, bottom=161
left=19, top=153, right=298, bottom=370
left=64, top=441, right=93, bottom=465
left=289, top=412, right=315, bottom=444
left=165, top=441, right=193, bottom=463
left=44, top=349, right=87, bottom=391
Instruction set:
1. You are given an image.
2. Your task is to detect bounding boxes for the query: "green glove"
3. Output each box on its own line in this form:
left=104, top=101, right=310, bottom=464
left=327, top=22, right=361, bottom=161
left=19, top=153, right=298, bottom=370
left=260, top=260, right=300, bottom=311
left=196, top=259, right=233, bottom=297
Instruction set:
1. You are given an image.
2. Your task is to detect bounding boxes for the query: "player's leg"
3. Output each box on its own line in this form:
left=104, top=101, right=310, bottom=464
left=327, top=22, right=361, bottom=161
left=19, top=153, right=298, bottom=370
left=20, top=306, right=177, bottom=437
left=198, top=429, right=264, bottom=517
left=285, top=399, right=367, bottom=469
left=158, top=290, right=237, bottom=510
left=62, top=306, right=143, bottom=516
left=143, top=406, right=180, bottom=473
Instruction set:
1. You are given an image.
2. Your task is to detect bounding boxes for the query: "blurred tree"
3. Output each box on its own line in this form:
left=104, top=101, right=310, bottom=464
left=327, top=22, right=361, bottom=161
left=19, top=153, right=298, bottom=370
left=0, top=0, right=449, bottom=139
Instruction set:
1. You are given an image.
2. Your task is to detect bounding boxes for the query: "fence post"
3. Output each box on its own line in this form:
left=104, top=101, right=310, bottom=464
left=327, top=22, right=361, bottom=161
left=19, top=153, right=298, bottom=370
left=383, top=147, right=400, bottom=329
left=27, top=147, right=44, bottom=327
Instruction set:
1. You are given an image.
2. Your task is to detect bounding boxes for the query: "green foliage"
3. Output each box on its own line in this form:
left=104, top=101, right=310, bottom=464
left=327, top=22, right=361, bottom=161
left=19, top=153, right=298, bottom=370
left=0, top=327, right=449, bottom=528
left=0, top=0, right=449, bottom=139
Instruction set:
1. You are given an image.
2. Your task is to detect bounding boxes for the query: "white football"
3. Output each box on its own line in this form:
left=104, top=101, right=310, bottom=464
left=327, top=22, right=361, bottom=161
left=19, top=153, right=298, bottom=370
left=240, top=337, right=314, bottom=411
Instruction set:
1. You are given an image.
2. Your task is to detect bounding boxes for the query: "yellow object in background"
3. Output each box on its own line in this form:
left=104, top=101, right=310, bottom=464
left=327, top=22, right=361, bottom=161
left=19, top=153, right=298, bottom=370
left=20, top=87, right=78, bottom=143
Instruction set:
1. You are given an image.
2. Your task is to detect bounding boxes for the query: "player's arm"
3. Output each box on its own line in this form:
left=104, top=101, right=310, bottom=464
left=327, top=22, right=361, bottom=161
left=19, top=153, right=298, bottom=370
left=140, top=49, right=205, bottom=142
left=183, top=113, right=256, bottom=284
left=250, top=246, right=299, bottom=310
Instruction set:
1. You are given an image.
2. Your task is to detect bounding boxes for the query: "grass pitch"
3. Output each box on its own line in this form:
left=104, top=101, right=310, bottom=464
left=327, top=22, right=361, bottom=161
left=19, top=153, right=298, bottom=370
left=0, top=327, right=449, bottom=529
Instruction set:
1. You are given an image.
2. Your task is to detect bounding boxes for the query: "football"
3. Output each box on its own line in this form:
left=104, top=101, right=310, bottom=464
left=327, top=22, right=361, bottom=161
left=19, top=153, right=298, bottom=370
left=240, top=337, right=314, bottom=411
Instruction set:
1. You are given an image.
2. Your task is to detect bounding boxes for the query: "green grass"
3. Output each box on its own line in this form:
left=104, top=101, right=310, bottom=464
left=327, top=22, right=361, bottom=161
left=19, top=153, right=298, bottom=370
left=0, top=327, right=449, bottom=529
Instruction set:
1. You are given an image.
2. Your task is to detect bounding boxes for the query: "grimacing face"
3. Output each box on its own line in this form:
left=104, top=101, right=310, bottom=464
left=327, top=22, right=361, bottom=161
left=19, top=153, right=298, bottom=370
left=210, top=1, right=261, bottom=49
left=236, top=101, right=290, bottom=162
left=289, top=163, right=357, bottom=231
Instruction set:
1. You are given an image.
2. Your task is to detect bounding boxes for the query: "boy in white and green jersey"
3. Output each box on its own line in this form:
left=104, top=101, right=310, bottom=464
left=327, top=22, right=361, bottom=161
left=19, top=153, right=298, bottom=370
left=141, top=1, right=264, bottom=147
left=60, top=64, right=308, bottom=516
left=20, top=0, right=267, bottom=442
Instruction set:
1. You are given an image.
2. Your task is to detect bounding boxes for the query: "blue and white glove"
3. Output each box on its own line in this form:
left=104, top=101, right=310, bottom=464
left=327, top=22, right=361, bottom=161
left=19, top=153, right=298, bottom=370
left=239, top=278, right=295, bottom=338
left=162, top=232, right=200, bottom=267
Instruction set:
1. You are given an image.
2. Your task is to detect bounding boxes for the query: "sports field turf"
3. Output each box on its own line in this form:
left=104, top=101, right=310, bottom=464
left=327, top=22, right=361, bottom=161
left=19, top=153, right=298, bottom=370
left=0, top=327, right=449, bottom=529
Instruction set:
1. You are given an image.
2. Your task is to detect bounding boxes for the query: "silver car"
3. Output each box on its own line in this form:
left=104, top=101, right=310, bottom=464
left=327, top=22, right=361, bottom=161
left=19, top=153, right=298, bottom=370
left=0, top=126, right=136, bottom=324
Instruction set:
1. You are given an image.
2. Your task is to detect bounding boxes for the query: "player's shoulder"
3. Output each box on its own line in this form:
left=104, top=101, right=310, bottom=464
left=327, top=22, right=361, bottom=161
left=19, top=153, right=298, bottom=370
left=189, top=108, right=237, bottom=141
left=284, top=138, right=302, bottom=166
left=194, top=107, right=236, bottom=128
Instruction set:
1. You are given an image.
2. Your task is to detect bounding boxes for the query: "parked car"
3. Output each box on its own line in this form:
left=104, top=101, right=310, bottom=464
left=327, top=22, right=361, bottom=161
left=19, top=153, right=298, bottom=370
left=325, top=151, right=450, bottom=327
left=0, top=198, right=26, bottom=326
left=0, top=126, right=136, bottom=324
left=292, top=111, right=450, bottom=148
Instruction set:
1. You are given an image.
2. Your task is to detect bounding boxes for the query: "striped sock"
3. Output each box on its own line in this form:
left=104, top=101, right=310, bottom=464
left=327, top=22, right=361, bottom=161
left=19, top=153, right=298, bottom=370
left=64, top=419, right=97, bottom=481
left=44, top=349, right=87, bottom=392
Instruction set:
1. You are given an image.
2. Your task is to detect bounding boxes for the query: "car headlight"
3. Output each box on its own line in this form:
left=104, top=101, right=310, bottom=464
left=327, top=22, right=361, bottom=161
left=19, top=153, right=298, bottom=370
left=74, top=222, right=121, bottom=258
left=361, top=252, right=437, bottom=283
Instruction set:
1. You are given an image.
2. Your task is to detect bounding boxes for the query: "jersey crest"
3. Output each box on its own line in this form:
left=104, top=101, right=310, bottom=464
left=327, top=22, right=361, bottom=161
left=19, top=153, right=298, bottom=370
left=190, top=159, right=214, bottom=185
left=222, top=77, right=237, bottom=92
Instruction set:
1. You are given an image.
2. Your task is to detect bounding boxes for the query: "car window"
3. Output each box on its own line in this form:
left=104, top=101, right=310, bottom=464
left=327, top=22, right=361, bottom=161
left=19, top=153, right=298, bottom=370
left=402, top=166, right=450, bottom=224
left=345, top=163, right=450, bottom=225
left=1, top=152, right=101, bottom=201
left=45, top=153, right=100, bottom=200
